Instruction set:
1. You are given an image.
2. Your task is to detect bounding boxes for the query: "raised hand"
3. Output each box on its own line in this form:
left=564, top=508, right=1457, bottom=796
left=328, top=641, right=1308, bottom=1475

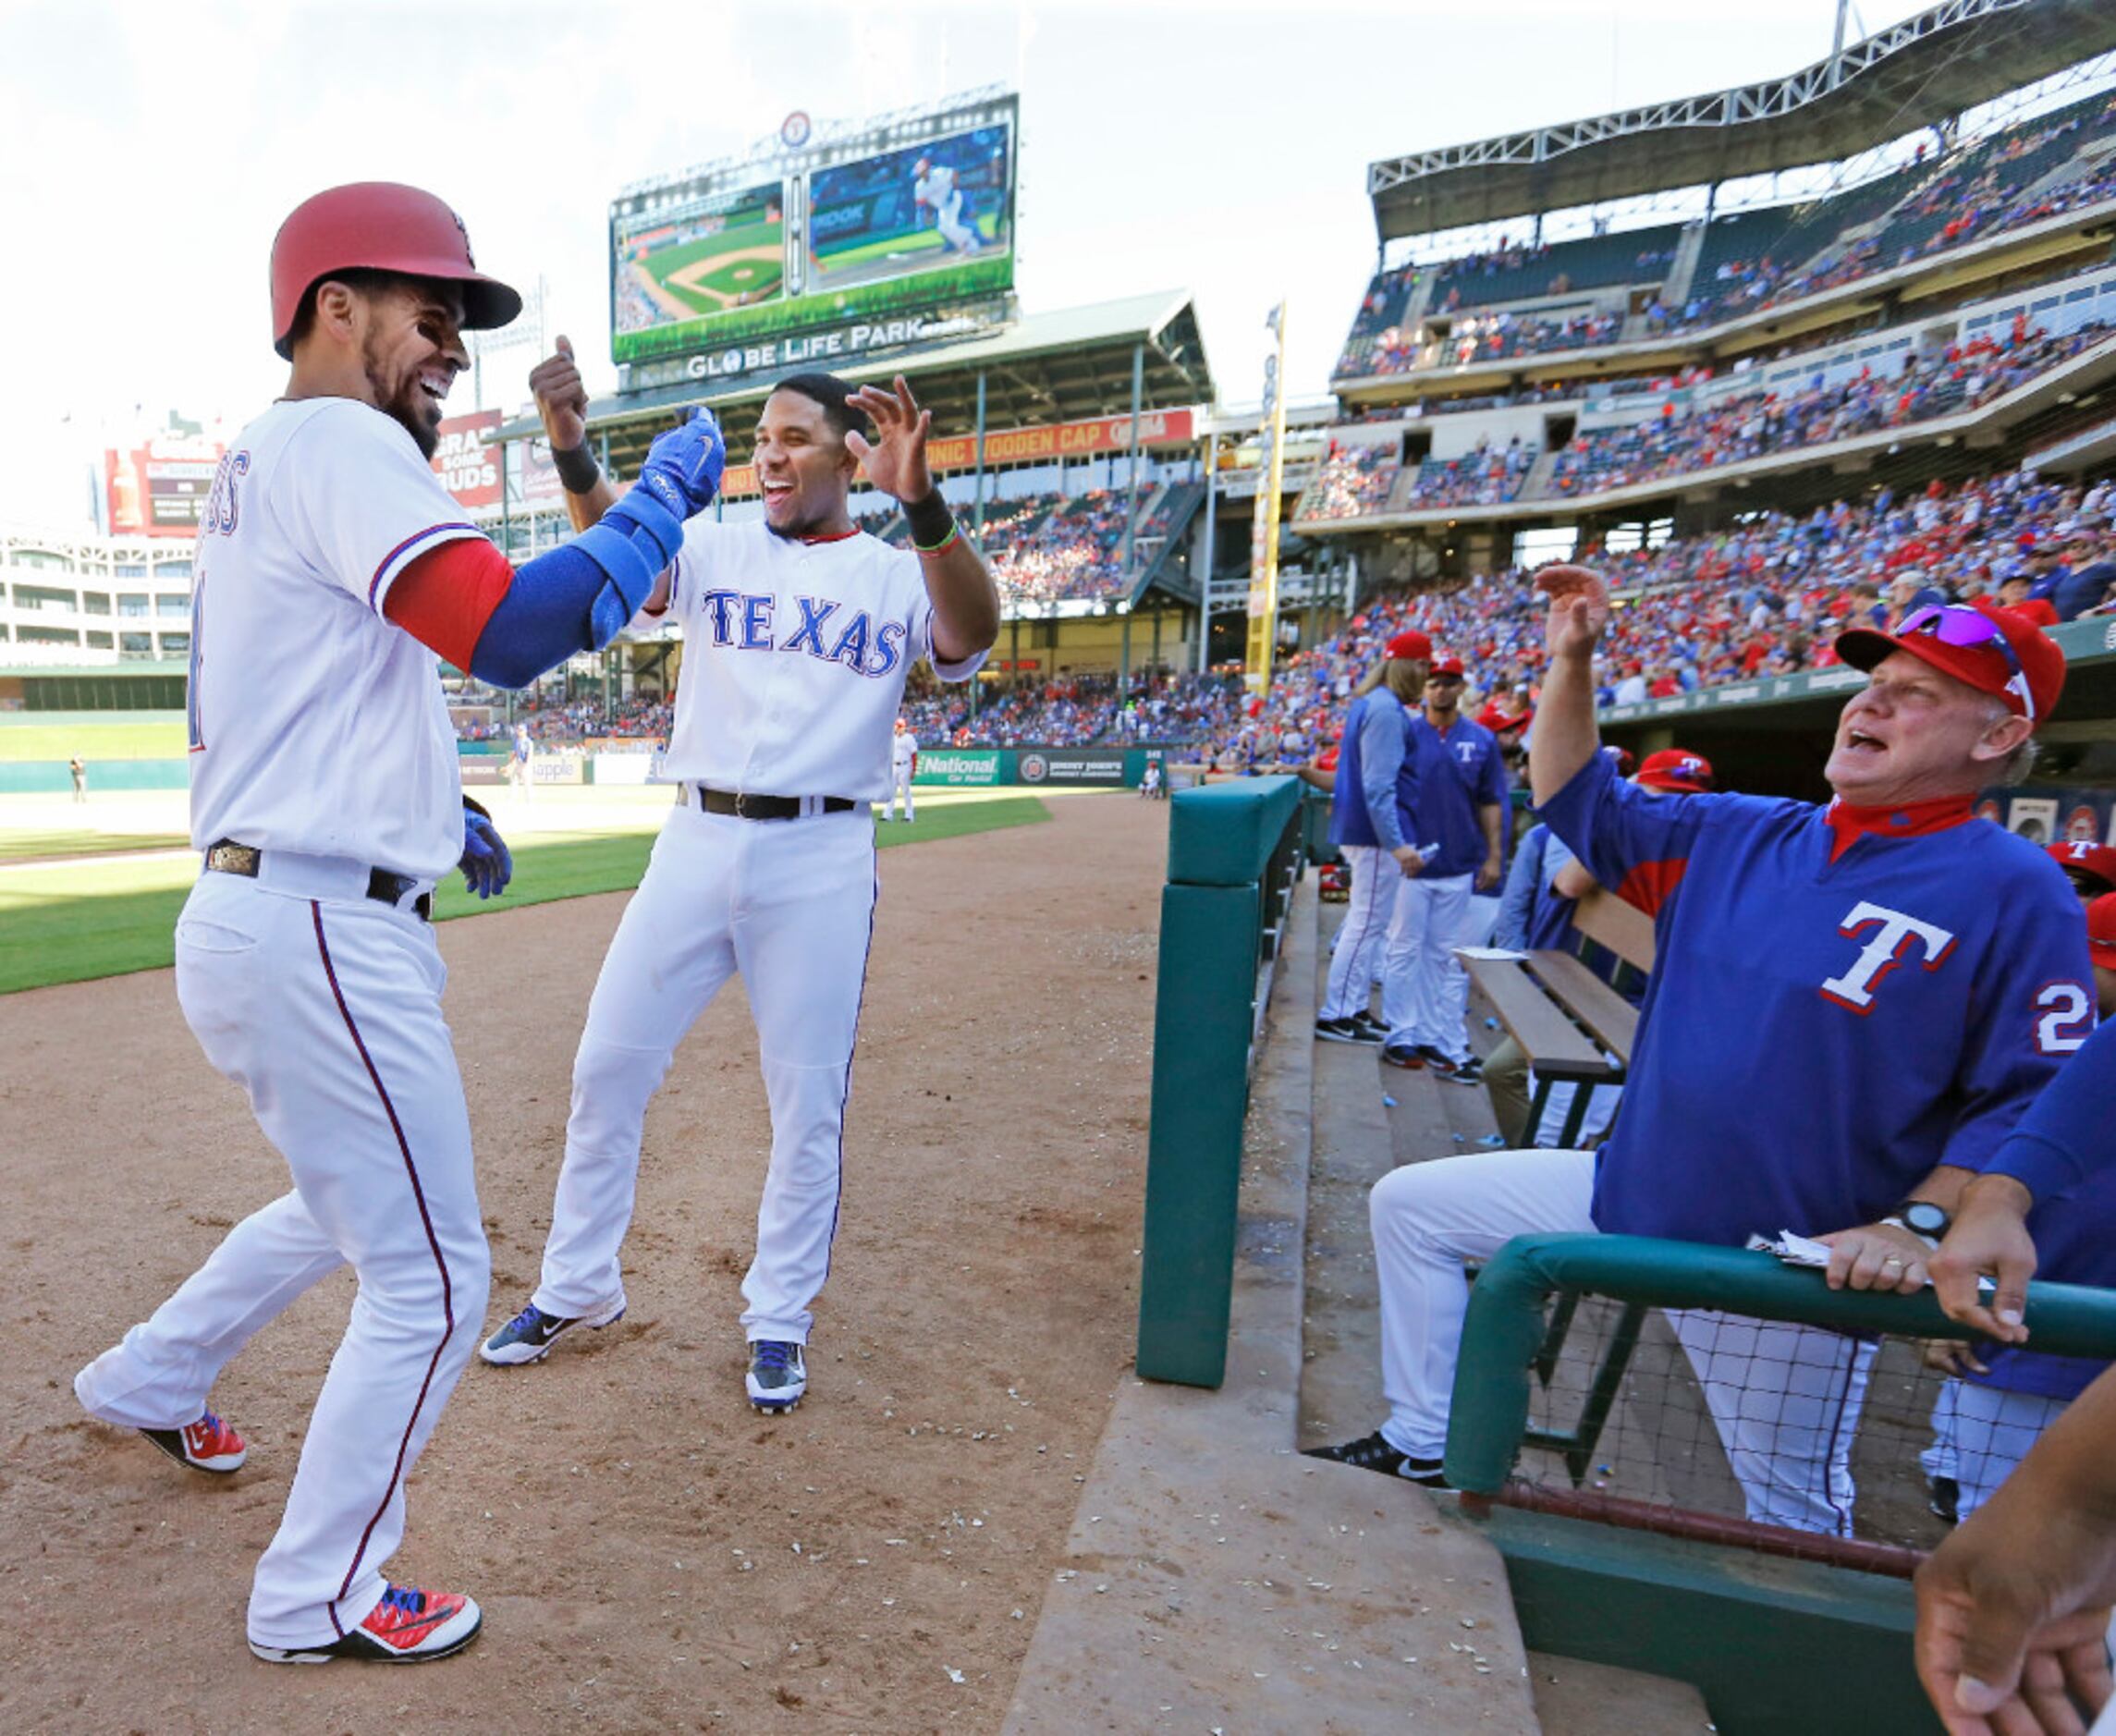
left=1536, top=562, right=1610, bottom=663
left=530, top=336, right=590, bottom=451
left=845, top=375, right=934, bottom=504
left=633, top=407, right=726, bottom=521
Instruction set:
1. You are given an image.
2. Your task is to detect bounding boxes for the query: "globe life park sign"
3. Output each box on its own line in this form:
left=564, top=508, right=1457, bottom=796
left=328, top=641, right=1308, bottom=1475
left=620, top=298, right=1016, bottom=394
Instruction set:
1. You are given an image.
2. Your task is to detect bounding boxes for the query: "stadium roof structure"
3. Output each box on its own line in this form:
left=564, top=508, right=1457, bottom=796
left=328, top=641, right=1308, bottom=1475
left=1366, top=0, right=2116, bottom=241
left=494, top=290, right=1215, bottom=480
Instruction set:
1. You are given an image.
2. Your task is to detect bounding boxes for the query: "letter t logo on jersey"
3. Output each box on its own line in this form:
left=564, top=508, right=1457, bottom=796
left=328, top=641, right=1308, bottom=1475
left=1818, top=900, right=1959, bottom=1013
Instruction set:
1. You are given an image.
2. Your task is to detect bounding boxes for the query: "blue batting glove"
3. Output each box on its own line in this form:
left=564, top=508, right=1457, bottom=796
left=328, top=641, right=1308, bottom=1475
left=460, top=809, right=512, bottom=900
left=633, top=407, right=725, bottom=521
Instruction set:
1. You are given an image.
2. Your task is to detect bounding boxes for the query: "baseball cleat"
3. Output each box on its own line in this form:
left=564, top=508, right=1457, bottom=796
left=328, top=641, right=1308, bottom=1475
left=747, top=1339, right=807, bottom=1412
left=251, top=1584, right=482, bottom=1665
left=1379, top=1045, right=1426, bottom=1070
left=478, top=1297, right=626, bottom=1365
left=1350, top=1013, right=1392, bottom=1044
left=1315, top=1016, right=1375, bottom=1045
left=139, top=1409, right=248, bottom=1474
left=1303, top=1430, right=1449, bottom=1486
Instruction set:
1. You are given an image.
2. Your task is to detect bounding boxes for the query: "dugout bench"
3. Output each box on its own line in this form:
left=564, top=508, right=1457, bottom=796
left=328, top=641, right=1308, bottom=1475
left=1457, top=886, right=1653, bottom=1149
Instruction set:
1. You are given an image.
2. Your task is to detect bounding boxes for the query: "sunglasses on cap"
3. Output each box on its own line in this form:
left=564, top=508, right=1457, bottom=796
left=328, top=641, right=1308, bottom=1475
left=1898, top=604, right=2034, bottom=721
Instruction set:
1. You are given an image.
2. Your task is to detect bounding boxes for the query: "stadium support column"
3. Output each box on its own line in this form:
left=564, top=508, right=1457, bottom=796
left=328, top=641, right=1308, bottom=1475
left=1120, top=343, right=1144, bottom=696
left=972, top=371, right=987, bottom=723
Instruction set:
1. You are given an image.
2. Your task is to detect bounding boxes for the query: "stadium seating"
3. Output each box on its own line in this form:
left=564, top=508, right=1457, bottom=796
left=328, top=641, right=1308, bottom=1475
left=1300, top=445, right=1400, bottom=521
left=1429, top=224, right=1682, bottom=312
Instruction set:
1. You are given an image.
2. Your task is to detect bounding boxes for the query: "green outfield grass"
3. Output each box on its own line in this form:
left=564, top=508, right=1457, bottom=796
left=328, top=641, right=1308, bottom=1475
left=813, top=215, right=1005, bottom=273
left=696, top=256, right=782, bottom=299
left=642, top=221, right=784, bottom=283
left=0, top=795, right=1049, bottom=996
left=0, top=720, right=190, bottom=761
left=0, top=829, right=190, bottom=864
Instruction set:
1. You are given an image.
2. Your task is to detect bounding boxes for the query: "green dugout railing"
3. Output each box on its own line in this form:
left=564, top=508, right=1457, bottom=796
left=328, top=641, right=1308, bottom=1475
left=1445, top=1232, right=2116, bottom=1498
left=1135, top=776, right=1317, bottom=1388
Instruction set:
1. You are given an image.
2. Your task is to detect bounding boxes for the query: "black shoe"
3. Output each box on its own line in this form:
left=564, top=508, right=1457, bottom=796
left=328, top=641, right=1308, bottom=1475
left=1303, top=1430, right=1449, bottom=1486
left=1315, top=1017, right=1366, bottom=1045
left=1380, top=1045, right=1426, bottom=1070
left=1351, top=1013, right=1392, bottom=1043
left=1929, top=1474, right=1960, bottom=1525
left=1442, top=1056, right=1486, bottom=1087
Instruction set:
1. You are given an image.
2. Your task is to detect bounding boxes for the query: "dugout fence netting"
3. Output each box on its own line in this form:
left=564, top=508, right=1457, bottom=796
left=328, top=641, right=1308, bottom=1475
left=1449, top=1234, right=2116, bottom=1573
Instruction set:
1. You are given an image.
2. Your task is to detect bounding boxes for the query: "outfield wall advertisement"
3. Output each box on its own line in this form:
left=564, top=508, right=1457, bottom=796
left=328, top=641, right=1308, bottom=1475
left=610, top=92, right=1018, bottom=372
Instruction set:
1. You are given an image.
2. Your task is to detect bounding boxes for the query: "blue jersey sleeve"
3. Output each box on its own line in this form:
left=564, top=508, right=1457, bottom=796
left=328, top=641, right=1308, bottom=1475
left=1358, top=700, right=1407, bottom=851
left=1977, top=967, right=2112, bottom=1202
left=1535, top=749, right=1709, bottom=907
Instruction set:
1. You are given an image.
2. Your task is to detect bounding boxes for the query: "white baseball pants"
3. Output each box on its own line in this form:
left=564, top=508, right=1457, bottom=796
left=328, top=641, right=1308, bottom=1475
left=1921, top=1377, right=2071, bottom=1522
left=936, top=191, right=981, bottom=252
left=1320, top=845, right=1392, bottom=1022
left=534, top=801, right=877, bottom=1344
left=1381, top=870, right=1475, bottom=1061
left=1369, top=1147, right=1877, bottom=1535
left=76, top=867, right=487, bottom=1651
left=887, top=764, right=915, bottom=822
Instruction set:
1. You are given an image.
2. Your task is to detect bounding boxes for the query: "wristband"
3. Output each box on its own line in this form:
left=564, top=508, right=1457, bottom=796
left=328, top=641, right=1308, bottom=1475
left=905, top=489, right=955, bottom=550
left=553, top=442, right=601, bottom=495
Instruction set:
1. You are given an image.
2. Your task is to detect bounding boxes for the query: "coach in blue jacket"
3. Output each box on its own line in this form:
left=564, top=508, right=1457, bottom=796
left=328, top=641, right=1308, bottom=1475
left=1312, top=574, right=2088, bottom=1536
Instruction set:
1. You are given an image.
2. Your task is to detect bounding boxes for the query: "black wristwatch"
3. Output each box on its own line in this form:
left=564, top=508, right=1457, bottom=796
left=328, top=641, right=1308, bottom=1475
left=1882, top=1200, right=1951, bottom=1248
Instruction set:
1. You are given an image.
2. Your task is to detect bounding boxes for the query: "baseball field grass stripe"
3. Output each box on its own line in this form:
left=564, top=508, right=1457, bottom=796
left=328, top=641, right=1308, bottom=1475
left=0, top=796, right=1050, bottom=995
left=0, top=829, right=191, bottom=863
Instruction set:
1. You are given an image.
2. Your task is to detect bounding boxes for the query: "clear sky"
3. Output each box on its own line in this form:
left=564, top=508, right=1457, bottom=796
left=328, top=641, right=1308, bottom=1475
left=0, top=0, right=1932, bottom=526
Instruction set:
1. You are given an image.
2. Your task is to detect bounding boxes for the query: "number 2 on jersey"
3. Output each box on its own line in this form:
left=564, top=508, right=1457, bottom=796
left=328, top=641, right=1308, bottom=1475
left=2036, top=982, right=2092, bottom=1055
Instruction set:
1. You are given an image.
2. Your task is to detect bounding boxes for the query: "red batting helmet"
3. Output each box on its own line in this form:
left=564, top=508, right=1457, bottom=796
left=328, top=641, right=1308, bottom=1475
left=270, top=182, right=523, bottom=359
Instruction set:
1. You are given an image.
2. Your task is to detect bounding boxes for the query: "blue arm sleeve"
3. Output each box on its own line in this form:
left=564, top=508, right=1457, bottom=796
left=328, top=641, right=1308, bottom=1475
left=1535, top=749, right=1711, bottom=891
left=467, top=491, right=686, bottom=689
left=1358, top=701, right=1407, bottom=851
left=1493, top=825, right=1543, bottom=951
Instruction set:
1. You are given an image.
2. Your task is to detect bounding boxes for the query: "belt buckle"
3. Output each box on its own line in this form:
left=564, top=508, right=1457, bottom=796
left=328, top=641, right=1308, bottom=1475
left=730, top=790, right=752, bottom=820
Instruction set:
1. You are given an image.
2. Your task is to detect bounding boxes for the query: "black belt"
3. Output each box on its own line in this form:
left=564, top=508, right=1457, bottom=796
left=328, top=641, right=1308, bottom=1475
left=679, top=785, right=857, bottom=821
left=203, top=839, right=433, bottom=922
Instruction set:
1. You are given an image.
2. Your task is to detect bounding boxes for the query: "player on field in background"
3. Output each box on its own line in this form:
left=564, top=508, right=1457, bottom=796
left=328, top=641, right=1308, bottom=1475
left=68, top=754, right=86, bottom=803
left=885, top=715, right=918, bottom=821
left=912, top=155, right=984, bottom=255
left=481, top=353, right=999, bottom=1417
left=509, top=719, right=534, bottom=798
left=72, top=184, right=724, bottom=1666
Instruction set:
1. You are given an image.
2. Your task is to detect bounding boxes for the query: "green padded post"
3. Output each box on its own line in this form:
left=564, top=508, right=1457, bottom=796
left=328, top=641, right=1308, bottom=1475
left=1136, top=880, right=1262, bottom=1386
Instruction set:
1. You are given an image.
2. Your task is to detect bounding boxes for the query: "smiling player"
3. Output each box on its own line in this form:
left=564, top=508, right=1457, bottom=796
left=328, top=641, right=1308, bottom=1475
left=482, top=366, right=999, bottom=1416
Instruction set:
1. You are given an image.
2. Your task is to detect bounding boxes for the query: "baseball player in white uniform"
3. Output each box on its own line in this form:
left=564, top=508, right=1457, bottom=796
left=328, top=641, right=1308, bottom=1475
left=481, top=366, right=998, bottom=1416
left=71, top=183, right=724, bottom=1666
left=508, top=720, right=534, bottom=797
left=886, top=717, right=919, bottom=821
left=912, top=157, right=984, bottom=255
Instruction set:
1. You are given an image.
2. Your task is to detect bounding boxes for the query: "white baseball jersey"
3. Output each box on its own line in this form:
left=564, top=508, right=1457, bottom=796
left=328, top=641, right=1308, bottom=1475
left=658, top=520, right=984, bottom=798
left=891, top=730, right=918, bottom=772
left=189, top=398, right=478, bottom=880
left=914, top=165, right=958, bottom=213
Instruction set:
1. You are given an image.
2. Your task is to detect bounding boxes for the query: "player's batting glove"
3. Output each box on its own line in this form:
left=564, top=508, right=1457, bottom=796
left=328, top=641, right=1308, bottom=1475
left=633, top=408, right=726, bottom=521
left=459, top=798, right=512, bottom=900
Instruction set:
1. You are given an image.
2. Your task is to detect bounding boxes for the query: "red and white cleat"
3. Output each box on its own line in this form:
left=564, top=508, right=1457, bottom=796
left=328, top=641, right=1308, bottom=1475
left=138, top=1410, right=248, bottom=1474
left=251, top=1584, right=483, bottom=1665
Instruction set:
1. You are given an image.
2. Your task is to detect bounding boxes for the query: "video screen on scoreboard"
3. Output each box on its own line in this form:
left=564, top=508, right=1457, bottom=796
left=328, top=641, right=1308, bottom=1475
left=611, top=179, right=786, bottom=348
left=804, top=120, right=1014, bottom=294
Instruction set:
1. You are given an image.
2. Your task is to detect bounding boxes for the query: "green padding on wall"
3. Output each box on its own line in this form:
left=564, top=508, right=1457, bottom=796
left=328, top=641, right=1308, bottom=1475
left=0, top=759, right=190, bottom=794
left=1164, top=776, right=1301, bottom=887
left=1135, top=880, right=1260, bottom=1388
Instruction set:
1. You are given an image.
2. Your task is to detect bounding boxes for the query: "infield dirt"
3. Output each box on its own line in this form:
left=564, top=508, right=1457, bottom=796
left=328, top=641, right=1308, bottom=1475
left=1, top=790, right=1163, bottom=1733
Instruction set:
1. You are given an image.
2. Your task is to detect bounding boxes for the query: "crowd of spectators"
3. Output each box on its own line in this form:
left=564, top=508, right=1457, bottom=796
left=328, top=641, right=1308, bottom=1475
left=1402, top=438, right=1536, bottom=510
left=1300, top=444, right=1400, bottom=521
left=1551, top=317, right=2114, bottom=497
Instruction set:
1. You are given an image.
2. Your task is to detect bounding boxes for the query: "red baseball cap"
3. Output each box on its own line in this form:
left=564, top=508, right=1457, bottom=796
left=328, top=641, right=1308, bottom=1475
left=1477, top=703, right=1531, bottom=732
left=2049, top=840, right=2116, bottom=896
left=1634, top=748, right=1715, bottom=793
left=1834, top=601, right=2063, bottom=726
left=1430, top=655, right=1466, bottom=679
left=2088, top=892, right=2116, bottom=970
left=1385, top=629, right=1433, bottom=663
